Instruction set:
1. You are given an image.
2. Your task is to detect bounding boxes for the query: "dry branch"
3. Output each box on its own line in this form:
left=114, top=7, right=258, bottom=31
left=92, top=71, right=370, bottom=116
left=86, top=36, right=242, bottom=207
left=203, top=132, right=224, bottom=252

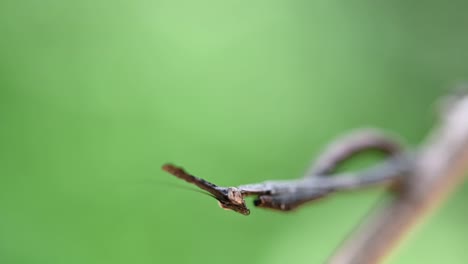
left=329, top=93, right=468, bottom=263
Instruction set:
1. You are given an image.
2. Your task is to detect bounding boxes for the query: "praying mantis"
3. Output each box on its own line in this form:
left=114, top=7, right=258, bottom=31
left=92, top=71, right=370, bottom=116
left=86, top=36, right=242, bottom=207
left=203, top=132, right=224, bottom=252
left=162, top=129, right=412, bottom=215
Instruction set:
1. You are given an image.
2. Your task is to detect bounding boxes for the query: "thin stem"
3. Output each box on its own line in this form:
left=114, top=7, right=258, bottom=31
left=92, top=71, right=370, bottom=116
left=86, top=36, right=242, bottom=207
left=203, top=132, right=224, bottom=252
left=329, top=94, right=468, bottom=264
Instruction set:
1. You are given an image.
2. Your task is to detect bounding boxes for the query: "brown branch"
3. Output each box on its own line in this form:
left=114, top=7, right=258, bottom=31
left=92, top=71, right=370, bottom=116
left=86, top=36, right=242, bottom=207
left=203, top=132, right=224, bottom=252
left=306, top=128, right=404, bottom=176
left=329, top=94, right=468, bottom=264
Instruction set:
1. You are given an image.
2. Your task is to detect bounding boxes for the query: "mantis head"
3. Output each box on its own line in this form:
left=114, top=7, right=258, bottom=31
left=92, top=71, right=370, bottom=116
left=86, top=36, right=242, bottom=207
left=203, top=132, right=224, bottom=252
left=162, top=164, right=250, bottom=215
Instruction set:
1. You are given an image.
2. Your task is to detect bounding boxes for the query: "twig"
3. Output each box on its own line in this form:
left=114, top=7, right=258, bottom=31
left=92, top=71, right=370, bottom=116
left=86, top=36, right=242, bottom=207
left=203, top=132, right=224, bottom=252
left=329, top=93, right=468, bottom=264
left=306, top=129, right=403, bottom=176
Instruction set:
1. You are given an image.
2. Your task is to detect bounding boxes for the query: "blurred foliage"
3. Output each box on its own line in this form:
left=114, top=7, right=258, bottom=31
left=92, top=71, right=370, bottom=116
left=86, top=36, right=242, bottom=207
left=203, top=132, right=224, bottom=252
left=1, top=0, right=467, bottom=263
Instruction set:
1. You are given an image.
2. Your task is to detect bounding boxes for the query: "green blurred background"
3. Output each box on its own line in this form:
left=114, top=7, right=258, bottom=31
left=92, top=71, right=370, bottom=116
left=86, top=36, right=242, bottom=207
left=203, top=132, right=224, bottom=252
left=1, top=0, right=467, bottom=263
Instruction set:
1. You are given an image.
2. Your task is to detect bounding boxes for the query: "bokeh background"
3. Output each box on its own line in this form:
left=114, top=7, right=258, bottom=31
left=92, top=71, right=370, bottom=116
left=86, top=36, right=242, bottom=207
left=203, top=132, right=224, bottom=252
left=1, top=0, right=468, bottom=263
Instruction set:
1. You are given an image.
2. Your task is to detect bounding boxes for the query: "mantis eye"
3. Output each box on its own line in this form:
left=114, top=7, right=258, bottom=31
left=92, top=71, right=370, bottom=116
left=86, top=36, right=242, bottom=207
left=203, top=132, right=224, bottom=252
left=227, top=187, right=244, bottom=205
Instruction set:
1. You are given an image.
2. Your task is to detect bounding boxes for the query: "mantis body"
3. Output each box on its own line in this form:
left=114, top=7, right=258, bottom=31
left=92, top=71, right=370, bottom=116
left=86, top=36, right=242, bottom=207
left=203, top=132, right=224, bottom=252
left=163, top=129, right=411, bottom=215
